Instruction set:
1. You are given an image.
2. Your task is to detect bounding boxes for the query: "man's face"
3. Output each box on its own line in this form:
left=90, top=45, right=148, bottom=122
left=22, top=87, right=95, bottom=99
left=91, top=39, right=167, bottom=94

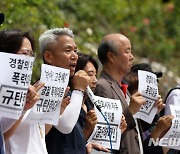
left=113, top=36, right=134, bottom=75
left=48, top=35, right=78, bottom=77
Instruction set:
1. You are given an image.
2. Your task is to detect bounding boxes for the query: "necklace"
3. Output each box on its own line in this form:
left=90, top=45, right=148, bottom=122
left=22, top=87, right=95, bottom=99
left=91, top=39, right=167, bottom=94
left=38, top=123, right=43, bottom=138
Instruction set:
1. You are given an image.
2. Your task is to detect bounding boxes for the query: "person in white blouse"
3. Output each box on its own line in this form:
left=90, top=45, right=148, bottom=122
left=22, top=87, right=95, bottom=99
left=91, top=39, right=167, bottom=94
left=164, top=84, right=180, bottom=115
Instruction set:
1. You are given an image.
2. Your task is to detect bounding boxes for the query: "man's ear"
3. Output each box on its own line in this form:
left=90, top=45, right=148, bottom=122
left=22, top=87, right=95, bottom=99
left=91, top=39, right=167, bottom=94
left=43, top=51, right=53, bottom=64
left=107, top=51, right=115, bottom=63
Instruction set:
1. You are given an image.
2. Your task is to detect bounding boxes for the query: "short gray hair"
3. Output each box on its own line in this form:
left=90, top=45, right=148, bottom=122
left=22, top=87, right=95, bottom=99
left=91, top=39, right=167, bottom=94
left=39, top=28, right=74, bottom=56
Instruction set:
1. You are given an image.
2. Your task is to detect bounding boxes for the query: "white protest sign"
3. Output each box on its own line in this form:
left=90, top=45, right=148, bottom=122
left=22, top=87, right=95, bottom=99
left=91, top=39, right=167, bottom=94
left=0, top=52, right=34, bottom=119
left=169, top=105, right=180, bottom=119
left=161, top=117, right=180, bottom=150
left=88, top=95, right=122, bottom=150
left=26, top=64, right=69, bottom=125
left=161, top=105, right=180, bottom=150
left=134, top=70, right=158, bottom=124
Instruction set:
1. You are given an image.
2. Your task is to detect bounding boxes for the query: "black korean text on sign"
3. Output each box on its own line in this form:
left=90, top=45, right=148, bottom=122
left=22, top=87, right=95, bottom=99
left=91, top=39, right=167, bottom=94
left=104, top=111, right=115, bottom=122
left=41, top=86, right=51, bottom=96
left=9, top=58, right=32, bottom=86
left=24, top=61, right=33, bottom=70
left=12, top=72, right=31, bottom=86
left=141, top=99, right=153, bottom=111
left=54, top=72, right=68, bottom=83
left=60, top=73, right=68, bottom=83
left=45, top=70, right=54, bottom=81
left=9, top=58, right=32, bottom=70
left=173, top=120, right=179, bottom=129
left=38, top=85, right=64, bottom=112
left=0, top=85, right=27, bottom=111
left=12, top=72, right=20, bottom=85
left=36, top=98, right=61, bottom=112
left=20, top=73, right=31, bottom=86
left=2, top=90, right=26, bottom=107
left=41, top=86, right=64, bottom=98
left=146, top=75, right=158, bottom=85
left=92, top=122, right=118, bottom=143
left=96, top=100, right=118, bottom=111
left=51, top=86, right=64, bottom=97
left=174, top=110, right=180, bottom=118
left=45, top=70, right=68, bottom=83
left=55, top=72, right=61, bottom=82
left=139, top=74, right=158, bottom=115
left=17, top=59, right=24, bottom=70
left=145, top=85, right=158, bottom=98
left=9, top=58, right=16, bottom=68
left=169, top=131, right=180, bottom=138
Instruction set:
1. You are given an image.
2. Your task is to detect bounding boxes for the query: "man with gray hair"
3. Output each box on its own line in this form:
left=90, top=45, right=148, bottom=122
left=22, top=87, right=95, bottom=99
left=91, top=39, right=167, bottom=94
left=40, top=28, right=90, bottom=154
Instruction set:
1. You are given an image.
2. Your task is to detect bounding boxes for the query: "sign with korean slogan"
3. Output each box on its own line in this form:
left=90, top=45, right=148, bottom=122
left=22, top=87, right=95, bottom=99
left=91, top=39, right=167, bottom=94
left=27, top=64, right=69, bottom=125
left=169, top=105, right=180, bottom=120
left=161, top=106, right=180, bottom=150
left=88, top=95, right=122, bottom=150
left=0, top=52, right=34, bottom=119
left=134, top=70, right=158, bottom=124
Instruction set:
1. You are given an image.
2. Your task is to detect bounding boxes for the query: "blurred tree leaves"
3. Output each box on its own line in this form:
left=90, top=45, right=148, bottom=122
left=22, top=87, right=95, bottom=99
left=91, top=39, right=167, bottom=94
left=0, top=0, right=180, bottom=82
left=0, top=0, right=65, bottom=82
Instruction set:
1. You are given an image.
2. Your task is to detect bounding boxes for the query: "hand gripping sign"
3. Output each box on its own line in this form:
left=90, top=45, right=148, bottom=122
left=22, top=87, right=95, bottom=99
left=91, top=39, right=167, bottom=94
left=86, top=87, right=122, bottom=150
left=134, top=70, right=159, bottom=124
left=160, top=105, right=180, bottom=150
left=26, top=64, right=70, bottom=125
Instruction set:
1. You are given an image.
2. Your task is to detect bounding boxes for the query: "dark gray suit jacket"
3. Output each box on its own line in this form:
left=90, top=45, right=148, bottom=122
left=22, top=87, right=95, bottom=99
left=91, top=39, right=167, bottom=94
left=94, top=71, right=140, bottom=154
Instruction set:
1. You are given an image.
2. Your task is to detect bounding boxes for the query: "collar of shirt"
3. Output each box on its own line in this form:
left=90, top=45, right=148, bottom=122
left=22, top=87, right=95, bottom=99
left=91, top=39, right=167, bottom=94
left=117, top=79, right=128, bottom=98
left=121, top=83, right=128, bottom=98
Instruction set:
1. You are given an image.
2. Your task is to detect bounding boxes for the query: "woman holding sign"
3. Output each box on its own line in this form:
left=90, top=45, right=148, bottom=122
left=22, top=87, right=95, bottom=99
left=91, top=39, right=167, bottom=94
left=0, top=29, right=45, bottom=154
left=72, top=53, right=111, bottom=153
left=75, top=53, right=127, bottom=153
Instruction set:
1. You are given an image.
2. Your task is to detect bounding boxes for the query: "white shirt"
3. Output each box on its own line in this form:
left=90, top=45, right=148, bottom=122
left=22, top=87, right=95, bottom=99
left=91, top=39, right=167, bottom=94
left=165, top=85, right=180, bottom=115
left=55, top=90, right=84, bottom=134
left=5, top=121, right=47, bottom=154
left=0, top=117, right=16, bottom=154
left=5, top=90, right=84, bottom=154
left=0, top=117, right=16, bottom=133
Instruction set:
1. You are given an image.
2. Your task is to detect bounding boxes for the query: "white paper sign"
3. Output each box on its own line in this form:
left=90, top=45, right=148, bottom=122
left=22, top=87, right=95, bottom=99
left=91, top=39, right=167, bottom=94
left=161, top=105, right=180, bottom=150
left=0, top=52, right=34, bottom=119
left=26, top=64, right=70, bottom=125
left=88, top=95, right=122, bottom=150
left=169, top=105, right=180, bottom=119
left=134, top=70, right=158, bottom=124
left=161, top=117, right=180, bottom=150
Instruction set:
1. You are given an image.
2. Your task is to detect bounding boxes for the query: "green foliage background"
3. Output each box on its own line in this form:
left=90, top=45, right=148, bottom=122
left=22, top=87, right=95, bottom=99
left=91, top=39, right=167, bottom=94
left=0, top=0, right=180, bottom=97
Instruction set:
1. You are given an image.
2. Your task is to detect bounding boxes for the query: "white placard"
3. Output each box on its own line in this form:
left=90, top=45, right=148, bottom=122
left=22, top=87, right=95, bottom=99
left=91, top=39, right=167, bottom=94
left=161, top=117, right=180, bottom=150
left=0, top=52, right=34, bottom=119
left=169, top=105, right=180, bottom=119
left=161, top=105, right=180, bottom=150
left=88, top=95, right=122, bottom=150
left=134, top=70, right=158, bottom=124
left=26, top=64, right=70, bottom=125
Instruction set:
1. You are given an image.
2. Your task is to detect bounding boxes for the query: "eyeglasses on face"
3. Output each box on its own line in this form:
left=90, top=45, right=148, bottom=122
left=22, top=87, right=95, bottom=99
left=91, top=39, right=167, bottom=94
left=17, top=48, right=36, bottom=57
